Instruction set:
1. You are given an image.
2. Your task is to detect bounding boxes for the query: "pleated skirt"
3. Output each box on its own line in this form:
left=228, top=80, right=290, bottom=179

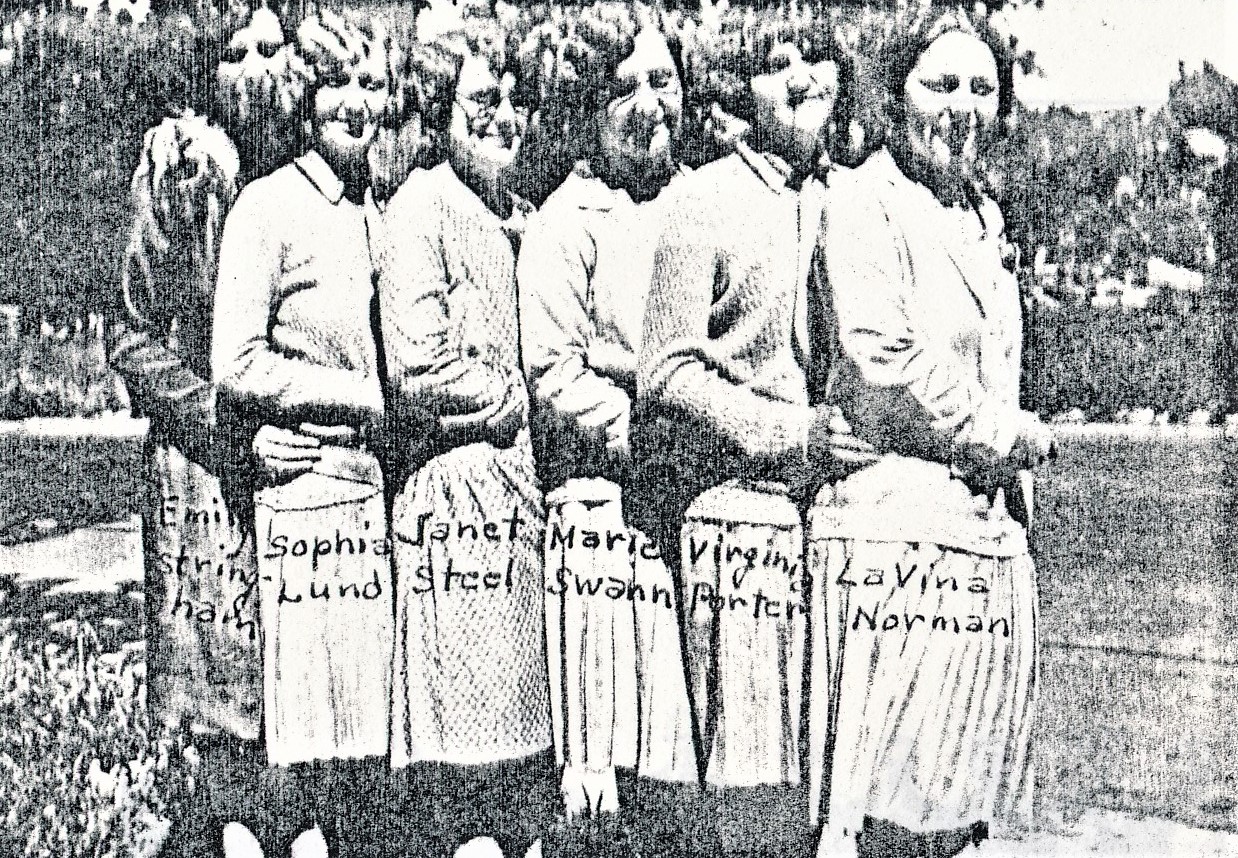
left=253, top=448, right=394, bottom=767
left=677, top=481, right=818, bottom=855
left=544, top=477, right=697, bottom=784
left=807, top=536, right=1038, bottom=839
left=679, top=481, right=807, bottom=790
left=146, top=442, right=262, bottom=740
left=390, top=435, right=552, bottom=767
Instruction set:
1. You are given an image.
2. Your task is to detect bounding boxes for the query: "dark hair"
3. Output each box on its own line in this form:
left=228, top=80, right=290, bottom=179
left=386, top=35, right=462, bottom=166
left=683, top=4, right=855, bottom=166
left=292, top=6, right=390, bottom=93
left=850, top=2, right=1017, bottom=154
left=522, top=2, right=688, bottom=167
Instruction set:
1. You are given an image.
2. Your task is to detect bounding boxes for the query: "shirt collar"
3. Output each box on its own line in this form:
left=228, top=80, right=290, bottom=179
left=295, top=150, right=346, bottom=205
left=736, top=140, right=835, bottom=192
left=566, top=162, right=622, bottom=211
left=736, top=140, right=793, bottom=193
left=568, top=159, right=690, bottom=211
left=867, top=147, right=905, bottom=190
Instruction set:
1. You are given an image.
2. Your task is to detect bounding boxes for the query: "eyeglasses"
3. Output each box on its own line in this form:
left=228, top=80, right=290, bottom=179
left=455, top=91, right=529, bottom=134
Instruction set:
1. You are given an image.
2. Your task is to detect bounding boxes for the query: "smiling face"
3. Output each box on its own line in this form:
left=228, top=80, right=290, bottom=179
left=898, top=28, right=999, bottom=196
left=312, top=47, right=390, bottom=173
left=595, top=26, right=682, bottom=194
left=447, top=50, right=526, bottom=198
left=750, top=41, right=838, bottom=169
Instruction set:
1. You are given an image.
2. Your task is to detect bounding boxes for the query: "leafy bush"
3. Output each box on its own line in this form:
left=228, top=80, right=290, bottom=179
left=1022, top=287, right=1225, bottom=420
left=0, top=314, right=125, bottom=420
left=0, top=616, right=194, bottom=858
left=0, top=10, right=229, bottom=311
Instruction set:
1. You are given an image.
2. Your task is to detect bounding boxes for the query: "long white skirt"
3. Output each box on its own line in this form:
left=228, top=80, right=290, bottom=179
left=147, top=442, right=261, bottom=740
left=679, top=481, right=807, bottom=790
left=390, top=436, right=552, bottom=767
left=808, top=536, right=1038, bottom=838
left=544, top=477, right=696, bottom=784
left=254, top=447, right=394, bottom=766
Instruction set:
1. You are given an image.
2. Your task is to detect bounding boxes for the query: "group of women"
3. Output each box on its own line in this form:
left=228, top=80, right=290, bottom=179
left=109, top=1, right=1057, bottom=857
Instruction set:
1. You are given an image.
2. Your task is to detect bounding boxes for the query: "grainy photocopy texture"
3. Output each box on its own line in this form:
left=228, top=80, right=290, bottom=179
left=0, top=0, right=1235, bottom=856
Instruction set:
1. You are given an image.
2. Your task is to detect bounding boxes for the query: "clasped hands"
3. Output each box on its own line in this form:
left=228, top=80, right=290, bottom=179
left=951, top=413, right=1057, bottom=526
left=804, top=406, right=1058, bottom=519
left=252, top=422, right=361, bottom=486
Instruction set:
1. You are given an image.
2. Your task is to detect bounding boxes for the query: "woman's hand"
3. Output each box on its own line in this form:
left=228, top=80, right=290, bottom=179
left=252, top=425, right=322, bottom=486
left=560, top=765, right=619, bottom=820
left=296, top=422, right=360, bottom=447
left=1010, top=411, right=1057, bottom=471
left=808, top=405, right=880, bottom=481
left=587, top=340, right=638, bottom=387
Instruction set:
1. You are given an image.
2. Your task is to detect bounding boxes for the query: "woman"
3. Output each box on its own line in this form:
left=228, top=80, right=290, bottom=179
left=809, top=7, right=1056, bottom=857
left=433, top=14, right=539, bottom=240
left=211, top=9, right=394, bottom=856
left=373, top=14, right=556, bottom=858
left=516, top=4, right=699, bottom=855
left=634, top=7, right=869, bottom=858
left=111, top=112, right=289, bottom=858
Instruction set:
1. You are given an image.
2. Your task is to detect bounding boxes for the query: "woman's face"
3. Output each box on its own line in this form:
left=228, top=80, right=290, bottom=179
left=900, top=29, right=999, bottom=184
left=313, top=49, right=389, bottom=171
left=448, top=52, right=525, bottom=183
left=750, top=41, right=838, bottom=169
left=596, top=27, right=683, bottom=190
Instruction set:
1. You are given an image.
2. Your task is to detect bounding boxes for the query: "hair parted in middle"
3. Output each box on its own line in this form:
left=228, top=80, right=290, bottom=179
left=503, top=1, right=693, bottom=194
left=681, top=2, right=856, bottom=166
left=841, top=0, right=1020, bottom=157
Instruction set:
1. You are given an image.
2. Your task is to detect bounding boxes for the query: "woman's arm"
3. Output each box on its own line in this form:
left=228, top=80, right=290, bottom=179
left=377, top=189, right=525, bottom=450
left=210, top=189, right=380, bottom=429
left=637, top=189, right=812, bottom=472
left=518, top=210, right=632, bottom=477
left=821, top=187, right=1019, bottom=463
left=108, top=314, right=220, bottom=473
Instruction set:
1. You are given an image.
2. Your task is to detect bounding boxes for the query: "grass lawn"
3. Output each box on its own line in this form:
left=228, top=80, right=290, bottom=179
left=0, top=613, right=192, bottom=858
left=1032, top=427, right=1238, bottom=833
left=0, top=425, right=1236, bottom=855
left=0, top=429, right=143, bottom=546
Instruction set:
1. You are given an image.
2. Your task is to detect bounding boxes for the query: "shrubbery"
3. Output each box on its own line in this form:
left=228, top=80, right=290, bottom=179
left=0, top=313, right=125, bottom=419
left=0, top=9, right=232, bottom=311
left=0, top=4, right=1231, bottom=421
left=0, top=615, right=193, bottom=858
left=1023, top=288, right=1226, bottom=422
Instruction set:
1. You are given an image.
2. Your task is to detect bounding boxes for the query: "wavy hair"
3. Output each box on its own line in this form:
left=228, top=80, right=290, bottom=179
left=428, top=10, right=556, bottom=202
left=385, top=31, right=463, bottom=168
left=291, top=6, right=392, bottom=95
left=121, top=112, right=240, bottom=331
left=682, top=3, right=855, bottom=166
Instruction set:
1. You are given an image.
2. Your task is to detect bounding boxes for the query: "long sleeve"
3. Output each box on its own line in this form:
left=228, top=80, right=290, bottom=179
left=108, top=315, right=218, bottom=474
left=518, top=211, right=631, bottom=484
left=377, top=192, right=525, bottom=451
left=821, top=190, right=1017, bottom=460
left=638, top=193, right=811, bottom=470
left=210, top=190, right=379, bottom=428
